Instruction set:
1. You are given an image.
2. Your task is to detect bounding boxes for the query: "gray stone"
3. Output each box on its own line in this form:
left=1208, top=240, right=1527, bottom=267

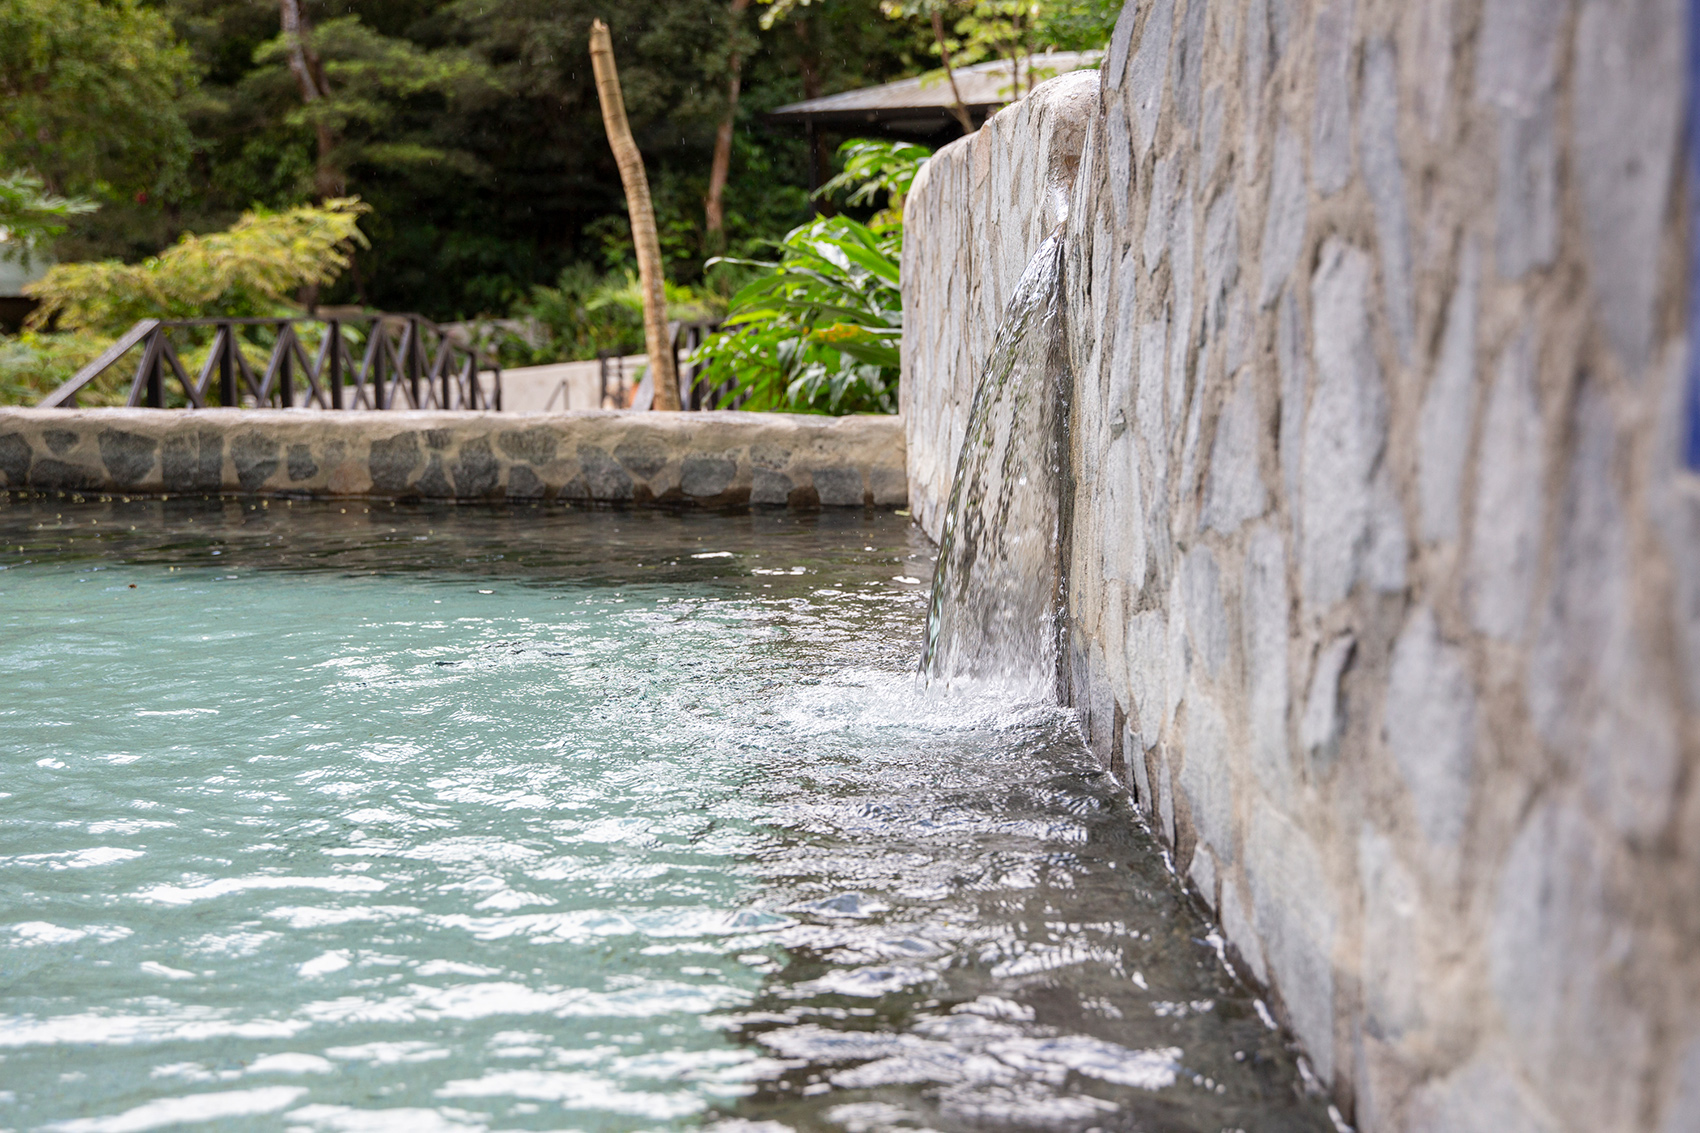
left=572, top=446, right=634, bottom=501
left=1258, top=124, right=1307, bottom=306
left=286, top=444, right=318, bottom=482
left=1662, top=1035, right=1700, bottom=1133
left=368, top=432, right=422, bottom=493
left=1309, top=0, right=1355, bottom=196
left=1301, top=240, right=1388, bottom=607
left=1182, top=545, right=1228, bottom=678
left=43, top=428, right=77, bottom=456
left=1138, top=319, right=1169, bottom=499
left=751, top=468, right=793, bottom=505
left=1167, top=176, right=1196, bottom=437
left=1418, top=239, right=1480, bottom=542
left=811, top=466, right=862, bottom=506
left=1362, top=466, right=1408, bottom=592
left=414, top=455, right=452, bottom=497
left=97, top=429, right=156, bottom=487
left=1361, top=38, right=1414, bottom=364
left=1475, top=0, right=1563, bottom=276
left=231, top=432, right=280, bottom=492
left=1201, top=85, right=1225, bottom=183
left=1358, top=825, right=1422, bottom=1040
left=1300, top=633, right=1354, bottom=771
left=1573, top=0, right=1682, bottom=377
left=1125, top=0, right=1175, bottom=158
left=1203, top=366, right=1268, bottom=533
left=452, top=437, right=500, bottom=497
left=31, top=459, right=93, bottom=493
left=1104, top=0, right=1139, bottom=88
left=681, top=455, right=738, bottom=499
left=1189, top=841, right=1217, bottom=904
left=423, top=428, right=452, bottom=451
left=505, top=464, right=545, bottom=499
left=1172, top=0, right=1208, bottom=133
left=0, top=433, right=31, bottom=485
left=160, top=429, right=224, bottom=494
left=1202, top=188, right=1239, bottom=338
left=614, top=440, right=669, bottom=478
left=1144, top=156, right=1178, bottom=273
left=1248, top=807, right=1337, bottom=1080
left=1181, top=688, right=1233, bottom=861
left=1276, top=288, right=1306, bottom=530
left=1468, top=329, right=1544, bottom=640
left=1243, top=526, right=1291, bottom=803
left=1406, top=1049, right=1560, bottom=1133
left=1489, top=798, right=1650, bottom=1127
left=1410, top=0, right=1453, bottom=141
left=1158, top=753, right=1176, bottom=844
left=1241, top=0, right=1269, bottom=163
left=1218, top=876, right=1268, bottom=984
left=1125, top=609, right=1167, bottom=752
left=497, top=427, right=558, bottom=466
left=1384, top=605, right=1476, bottom=848
left=1529, top=384, right=1679, bottom=842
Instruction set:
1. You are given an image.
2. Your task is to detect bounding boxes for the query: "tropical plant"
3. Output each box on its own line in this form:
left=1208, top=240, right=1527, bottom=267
left=498, top=264, right=722, bottom=366
left=690, top=215, right=900, bottom=414
left=815, top=138, right=931, bottom=225
left=25, top=198, right=370, bottom=334
left=0, top=172, right=96, bottom=263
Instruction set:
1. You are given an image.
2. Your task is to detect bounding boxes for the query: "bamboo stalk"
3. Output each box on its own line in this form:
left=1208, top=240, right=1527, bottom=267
left=589, top=19, right=681, bottom=411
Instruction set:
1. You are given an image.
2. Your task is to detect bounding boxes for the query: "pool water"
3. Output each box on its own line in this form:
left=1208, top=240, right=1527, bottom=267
left=0, top=497, right=1331, bottom=1133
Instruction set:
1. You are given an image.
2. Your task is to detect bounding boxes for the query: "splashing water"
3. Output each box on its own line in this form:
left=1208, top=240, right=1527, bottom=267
left=923, top=233, right=1071, bottom=699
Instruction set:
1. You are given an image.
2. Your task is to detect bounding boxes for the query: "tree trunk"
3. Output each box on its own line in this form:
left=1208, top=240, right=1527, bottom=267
left=929, top=10, right=975, bottom=135
left=704, top=0, right=752, bottom=248
left=589, top=19, right=681, bottom=411
left=278, top=0, right=343, bottom=199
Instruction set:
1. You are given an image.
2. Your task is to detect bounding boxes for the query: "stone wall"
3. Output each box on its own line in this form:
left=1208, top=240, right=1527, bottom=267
left=902, top=0, right=1700, bottom=1128
left=0, top=408, right=906, bottom=509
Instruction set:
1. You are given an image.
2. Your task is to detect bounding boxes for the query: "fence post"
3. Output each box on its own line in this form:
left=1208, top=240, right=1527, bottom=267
left=408, top=317, right=422, bottom=407
left=278, top=326, right=294, bottom=408
left=146, top=328, right=165, bottom=407
left=328, top=320, right=343, bottom=410
left=219, top=324, right=237, bottom=406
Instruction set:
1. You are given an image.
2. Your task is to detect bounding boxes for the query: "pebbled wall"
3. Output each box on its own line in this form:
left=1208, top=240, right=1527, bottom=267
left=0, top=408, right=907, bottom=509
left=902, top=0, right=1700, bottom=1128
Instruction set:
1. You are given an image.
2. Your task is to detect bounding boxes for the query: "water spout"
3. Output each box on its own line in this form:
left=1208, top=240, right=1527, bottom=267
left=922, top=230, right=1071, bottom=700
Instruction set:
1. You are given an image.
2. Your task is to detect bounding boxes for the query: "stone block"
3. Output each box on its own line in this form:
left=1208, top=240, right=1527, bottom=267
left=1417, top=239, right=1480, bottom=542
left=1202, top=367, right=1268, bottom=532
left=1384, top=605, right=1476, bottom=848
left=1301, top=240, right=1389, bottom=608
left=1218, top=875, right=1268, bottom=984
left=1309, top=0, right=1355, bottom=197
left=1406, top=1049, right=1559, bottom=1133
left=1248, top=806, right=1337, bottom=1080
left=1572, top=0, right=1681, bottom=377
left=1242, top=525, right=1292, bottom=803
left=1180, top=686, right=1234, bottom=864
left=1468, top=329, right=1544, bottom=641
left=1258, top=124, right=1307, bottom=306
left=1358, top=824, right=1422, bottom=1040
left=1361, top=38, right=1414, bottom=364
left=1182, top=545, right=1228, bottom=678
left=1125, top=0, right=1175, bottom=158
left=1301, top=633, right=1355, bottom=772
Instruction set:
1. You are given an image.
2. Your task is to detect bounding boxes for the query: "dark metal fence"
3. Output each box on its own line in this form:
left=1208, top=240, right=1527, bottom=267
left=37, top=314, right=502, bottom=411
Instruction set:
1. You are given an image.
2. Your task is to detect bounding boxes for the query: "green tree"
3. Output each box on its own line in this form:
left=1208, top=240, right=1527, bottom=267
left=26, top=198, right=368, bottom=333
left=0, top=0, right=197, bottom=200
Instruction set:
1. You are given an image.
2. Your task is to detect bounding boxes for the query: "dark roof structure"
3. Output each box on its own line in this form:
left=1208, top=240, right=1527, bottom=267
left=768, top=51, right=1102, bottom=138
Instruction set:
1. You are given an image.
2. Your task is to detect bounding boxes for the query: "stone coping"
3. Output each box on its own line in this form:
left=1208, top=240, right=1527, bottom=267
left=0, top=408, right=907, bottom=509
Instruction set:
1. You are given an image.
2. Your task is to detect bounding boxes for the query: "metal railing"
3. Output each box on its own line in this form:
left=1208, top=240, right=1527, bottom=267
left=37, top=314, right=502, bottom=412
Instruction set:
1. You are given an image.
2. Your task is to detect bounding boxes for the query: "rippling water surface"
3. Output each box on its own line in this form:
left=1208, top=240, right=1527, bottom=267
left=0, top=497, right=1330, bottom=1133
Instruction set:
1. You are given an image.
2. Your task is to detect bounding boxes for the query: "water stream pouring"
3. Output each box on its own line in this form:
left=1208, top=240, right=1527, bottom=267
left=922, top=230, right=1071, bottom=700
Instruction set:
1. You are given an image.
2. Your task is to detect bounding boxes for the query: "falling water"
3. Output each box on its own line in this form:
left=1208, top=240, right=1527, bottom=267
left=923, top=231, right=1071, bottom=699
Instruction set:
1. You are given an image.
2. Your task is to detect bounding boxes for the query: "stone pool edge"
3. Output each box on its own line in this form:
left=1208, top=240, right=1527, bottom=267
left=0, top=407, right=907, bottom=509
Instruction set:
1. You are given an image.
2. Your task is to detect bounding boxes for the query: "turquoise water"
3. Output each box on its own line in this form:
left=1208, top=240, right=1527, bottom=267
left=0, top=497, right=1330, bottom=1132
